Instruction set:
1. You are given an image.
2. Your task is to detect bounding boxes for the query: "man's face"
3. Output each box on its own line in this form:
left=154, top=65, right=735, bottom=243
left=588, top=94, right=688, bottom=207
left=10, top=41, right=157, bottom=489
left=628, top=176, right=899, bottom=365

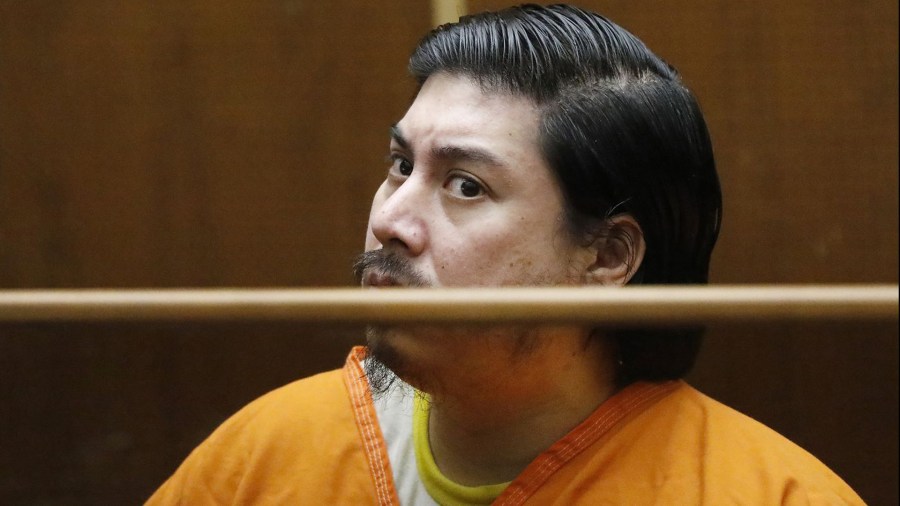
left=362, top=72, right=590, bottom=288
left=357, top=73, right=596, bottom=392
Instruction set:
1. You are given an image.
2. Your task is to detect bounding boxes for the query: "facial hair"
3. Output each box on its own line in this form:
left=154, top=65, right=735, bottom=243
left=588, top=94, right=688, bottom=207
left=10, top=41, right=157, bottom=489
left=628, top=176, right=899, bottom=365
left=353, top=249, right=428, bottom=395
left=351, top=249, right=557, bottom=397
left=352, top=249, right=428, bottom=288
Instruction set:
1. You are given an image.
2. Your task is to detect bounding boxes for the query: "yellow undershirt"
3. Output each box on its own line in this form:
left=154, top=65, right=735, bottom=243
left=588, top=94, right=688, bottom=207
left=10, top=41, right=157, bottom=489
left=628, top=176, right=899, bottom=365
left=413, top=395, right=512, bottom=506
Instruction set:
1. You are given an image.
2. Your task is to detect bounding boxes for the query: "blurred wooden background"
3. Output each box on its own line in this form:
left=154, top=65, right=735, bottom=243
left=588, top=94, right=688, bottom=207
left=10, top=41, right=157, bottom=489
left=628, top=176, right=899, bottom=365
left=1, top=0, right=896, bottom=504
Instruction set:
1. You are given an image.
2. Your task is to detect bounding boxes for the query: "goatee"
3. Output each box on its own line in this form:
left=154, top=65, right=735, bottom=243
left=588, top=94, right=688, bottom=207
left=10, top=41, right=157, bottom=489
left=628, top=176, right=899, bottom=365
left=353, top=249, right=427, bottom=396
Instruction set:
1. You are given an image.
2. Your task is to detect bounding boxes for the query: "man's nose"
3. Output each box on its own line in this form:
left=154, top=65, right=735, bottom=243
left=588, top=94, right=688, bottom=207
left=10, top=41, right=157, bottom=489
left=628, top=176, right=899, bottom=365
left=369, top=178, right=428, bottom=256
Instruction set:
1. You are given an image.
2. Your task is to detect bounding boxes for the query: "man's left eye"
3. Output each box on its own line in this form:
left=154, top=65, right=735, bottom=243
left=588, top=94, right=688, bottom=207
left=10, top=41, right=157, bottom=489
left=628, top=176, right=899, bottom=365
left=446, top=175, right=485, bottom=198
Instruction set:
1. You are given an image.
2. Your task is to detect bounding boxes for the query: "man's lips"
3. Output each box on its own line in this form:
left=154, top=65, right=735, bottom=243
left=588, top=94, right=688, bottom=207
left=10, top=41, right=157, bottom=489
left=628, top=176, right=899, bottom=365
left=363, top=271, right=402, bottom=288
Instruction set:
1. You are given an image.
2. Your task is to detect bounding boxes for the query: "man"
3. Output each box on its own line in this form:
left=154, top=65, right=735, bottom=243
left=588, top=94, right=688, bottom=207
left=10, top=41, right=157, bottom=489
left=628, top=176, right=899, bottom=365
left=149, top=5, right=862, bottom=504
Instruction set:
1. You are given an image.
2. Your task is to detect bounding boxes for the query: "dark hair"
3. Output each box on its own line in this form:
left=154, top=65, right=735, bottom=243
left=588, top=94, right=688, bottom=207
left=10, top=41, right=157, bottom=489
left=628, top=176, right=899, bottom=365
left=409, top=4, right=722, bottom=384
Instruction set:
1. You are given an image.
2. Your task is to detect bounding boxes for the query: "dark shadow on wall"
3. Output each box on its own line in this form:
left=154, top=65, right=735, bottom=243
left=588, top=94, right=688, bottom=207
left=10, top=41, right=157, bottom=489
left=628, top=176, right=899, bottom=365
left=0, top=322, right=364, bottom=504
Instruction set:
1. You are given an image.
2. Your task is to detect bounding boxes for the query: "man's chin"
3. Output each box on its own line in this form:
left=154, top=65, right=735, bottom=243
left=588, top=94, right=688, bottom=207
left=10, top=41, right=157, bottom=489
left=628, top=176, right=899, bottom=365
left=364, top=325, right=443, bottom=396
left=363, top=324, right=545, bottom=397
left=363, top=326, right=407, bottom=396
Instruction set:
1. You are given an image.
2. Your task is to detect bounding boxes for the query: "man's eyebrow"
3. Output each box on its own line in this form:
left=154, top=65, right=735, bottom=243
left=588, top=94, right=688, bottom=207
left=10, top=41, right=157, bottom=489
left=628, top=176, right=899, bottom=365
left=390, top=125, right=505, bottom=168
left=390, top=125, right=410, bottom=151
left=431, top=144, right=505, bottom=168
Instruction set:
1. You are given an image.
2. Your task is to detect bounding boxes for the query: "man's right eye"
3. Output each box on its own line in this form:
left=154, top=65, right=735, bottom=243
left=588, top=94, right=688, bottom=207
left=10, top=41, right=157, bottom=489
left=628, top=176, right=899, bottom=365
left=391, top=156, right=413, bottom=177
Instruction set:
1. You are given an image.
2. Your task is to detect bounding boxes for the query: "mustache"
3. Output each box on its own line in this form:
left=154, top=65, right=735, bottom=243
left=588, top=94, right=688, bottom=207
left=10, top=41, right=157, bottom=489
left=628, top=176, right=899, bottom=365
left=352, top=250, right=428, bottom=287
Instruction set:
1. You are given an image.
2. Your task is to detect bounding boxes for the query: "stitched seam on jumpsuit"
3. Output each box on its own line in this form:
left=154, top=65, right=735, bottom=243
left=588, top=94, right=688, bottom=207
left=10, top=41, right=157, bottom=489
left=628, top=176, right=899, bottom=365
left=497, top=382, right=680, bottom=505
left=344, top=350, right=397, bottom=505
left=345, top=356, right=392, bottom=505
left=499, top=382, right=678, bottom=505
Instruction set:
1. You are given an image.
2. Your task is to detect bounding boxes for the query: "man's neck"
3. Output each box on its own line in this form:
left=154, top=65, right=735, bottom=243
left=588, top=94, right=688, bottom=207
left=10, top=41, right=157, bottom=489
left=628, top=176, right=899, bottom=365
left=423, top=332, right=618, bottom=486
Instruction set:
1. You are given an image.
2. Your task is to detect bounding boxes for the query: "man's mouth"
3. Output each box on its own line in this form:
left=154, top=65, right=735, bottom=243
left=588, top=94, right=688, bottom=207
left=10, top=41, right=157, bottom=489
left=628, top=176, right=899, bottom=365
left=363, top=271, right=403, bottom=288
left=353, top=250, right=427, bottom=287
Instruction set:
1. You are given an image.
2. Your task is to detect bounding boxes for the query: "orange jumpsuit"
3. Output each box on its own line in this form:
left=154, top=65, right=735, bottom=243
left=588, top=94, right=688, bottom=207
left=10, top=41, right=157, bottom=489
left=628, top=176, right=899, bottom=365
left=148, top=347, right=863, bottom=505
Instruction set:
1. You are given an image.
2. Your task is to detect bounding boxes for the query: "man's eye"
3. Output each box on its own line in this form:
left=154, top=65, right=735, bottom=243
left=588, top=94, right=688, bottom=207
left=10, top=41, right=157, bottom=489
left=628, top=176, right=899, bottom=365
left=387, top=154, right=413, bottom=178
left=446, top=175, right=485, bottom=198
left=396, top=157, right=413, bottom=176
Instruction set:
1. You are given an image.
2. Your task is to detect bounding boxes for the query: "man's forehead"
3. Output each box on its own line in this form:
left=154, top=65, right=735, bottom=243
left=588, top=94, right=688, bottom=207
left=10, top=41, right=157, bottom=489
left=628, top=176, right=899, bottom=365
left=390, top=123, right=507, bottom=169
left=398, top=74, right=538, bottom=130
left=389, top=73, right=544, bottom=168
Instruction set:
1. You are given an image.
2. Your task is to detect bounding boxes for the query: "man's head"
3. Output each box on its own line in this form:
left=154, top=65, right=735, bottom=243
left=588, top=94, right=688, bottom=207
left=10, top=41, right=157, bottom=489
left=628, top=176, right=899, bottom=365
left=357, top=4, right=721, bottom=388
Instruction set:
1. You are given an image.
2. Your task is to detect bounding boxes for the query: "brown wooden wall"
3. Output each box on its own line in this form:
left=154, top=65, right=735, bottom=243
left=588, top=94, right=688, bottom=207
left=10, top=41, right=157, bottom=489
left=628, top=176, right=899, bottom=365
left=1, top=1, right=897, bottom=504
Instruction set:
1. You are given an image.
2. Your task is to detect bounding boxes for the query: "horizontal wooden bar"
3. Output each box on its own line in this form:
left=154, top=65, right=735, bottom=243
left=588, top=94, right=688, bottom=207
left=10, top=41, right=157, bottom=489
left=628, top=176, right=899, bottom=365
left=0, top=285, right=896, bottom=324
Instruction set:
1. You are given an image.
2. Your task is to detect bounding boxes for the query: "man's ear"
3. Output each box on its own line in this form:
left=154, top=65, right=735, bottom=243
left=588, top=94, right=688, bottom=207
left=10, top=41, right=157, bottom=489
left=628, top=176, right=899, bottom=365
left=583, top=214, right=646, bottom=286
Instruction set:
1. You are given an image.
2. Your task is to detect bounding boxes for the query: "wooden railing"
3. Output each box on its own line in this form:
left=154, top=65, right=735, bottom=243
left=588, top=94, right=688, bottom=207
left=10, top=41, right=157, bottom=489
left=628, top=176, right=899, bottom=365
left=0, top=285, right=896, bottom=324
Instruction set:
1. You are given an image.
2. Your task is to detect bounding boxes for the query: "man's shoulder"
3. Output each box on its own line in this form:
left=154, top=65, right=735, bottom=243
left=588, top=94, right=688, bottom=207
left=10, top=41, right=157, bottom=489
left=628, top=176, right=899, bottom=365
left=147, top=349, right=380, bottom=503
left=222, top=362, right=357, bottom=437
left=663, top=383, right=823, bottom=455
left=524, top=381, right=863, bottom=504
left=234, top=345, right=368, bottom=421
left=649, top=382, right=864, bottom=503
left=646, top=384, right=830, bottom=468
left=247, top=367, right=347, bottom=413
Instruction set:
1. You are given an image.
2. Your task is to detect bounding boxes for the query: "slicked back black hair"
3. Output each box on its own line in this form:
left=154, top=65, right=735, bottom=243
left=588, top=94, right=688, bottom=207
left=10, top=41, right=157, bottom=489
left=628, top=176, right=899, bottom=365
left=408, top=4, right=722, bottom=384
